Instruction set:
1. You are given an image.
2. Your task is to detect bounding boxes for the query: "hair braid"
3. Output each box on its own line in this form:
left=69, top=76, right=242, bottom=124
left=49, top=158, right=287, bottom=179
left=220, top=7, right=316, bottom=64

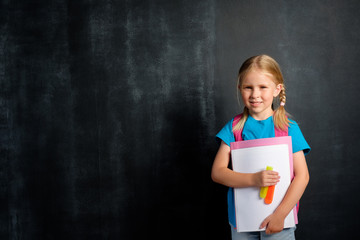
left=279, top=85, right=286, bottom=106
left=273, top=84, right=290, bottom=130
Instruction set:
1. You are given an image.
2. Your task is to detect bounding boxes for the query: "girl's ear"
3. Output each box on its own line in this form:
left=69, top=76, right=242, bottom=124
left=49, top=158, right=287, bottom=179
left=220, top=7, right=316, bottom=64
left=273, top=84, right=282, bottom=97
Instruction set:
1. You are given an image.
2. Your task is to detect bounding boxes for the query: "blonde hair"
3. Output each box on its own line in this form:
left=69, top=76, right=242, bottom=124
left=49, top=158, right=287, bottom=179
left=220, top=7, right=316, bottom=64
left=233, top=55, right=290, bottom=132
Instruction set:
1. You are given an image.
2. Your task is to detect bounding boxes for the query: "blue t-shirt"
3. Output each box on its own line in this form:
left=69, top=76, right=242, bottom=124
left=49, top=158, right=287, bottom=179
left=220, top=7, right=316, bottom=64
left=216, top=115, right=310, bottom=226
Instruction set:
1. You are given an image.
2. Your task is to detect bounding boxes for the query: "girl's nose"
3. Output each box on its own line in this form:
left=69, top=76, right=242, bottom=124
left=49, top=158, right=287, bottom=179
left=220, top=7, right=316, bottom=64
left=251, top=89, right=260, bottom=98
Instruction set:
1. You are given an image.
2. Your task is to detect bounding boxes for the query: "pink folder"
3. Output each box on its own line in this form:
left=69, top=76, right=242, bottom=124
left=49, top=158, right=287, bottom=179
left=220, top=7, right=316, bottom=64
left=230, top=136, right=298, bottom=232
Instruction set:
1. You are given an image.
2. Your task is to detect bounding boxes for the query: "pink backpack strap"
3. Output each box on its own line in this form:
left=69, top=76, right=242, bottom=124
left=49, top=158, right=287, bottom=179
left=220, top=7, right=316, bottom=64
left=274, top=126, right=288, bottom=137
left=232, top=114, right=243, bottom=141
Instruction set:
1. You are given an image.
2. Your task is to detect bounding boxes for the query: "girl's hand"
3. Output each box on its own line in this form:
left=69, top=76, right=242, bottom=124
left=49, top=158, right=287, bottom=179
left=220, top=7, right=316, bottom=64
left=253, top=170, right=280, bottom=187
left=260, top=213, right=285, bottom=234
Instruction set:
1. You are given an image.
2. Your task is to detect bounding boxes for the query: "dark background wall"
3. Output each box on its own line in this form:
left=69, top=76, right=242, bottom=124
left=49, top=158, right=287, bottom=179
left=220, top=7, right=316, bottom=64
left=1, top=0, right=359, bottom=239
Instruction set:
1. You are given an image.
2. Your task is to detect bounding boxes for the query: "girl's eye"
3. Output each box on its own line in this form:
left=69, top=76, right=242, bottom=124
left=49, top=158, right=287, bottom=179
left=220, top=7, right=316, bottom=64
left=260, top=86, right=268, bottom=89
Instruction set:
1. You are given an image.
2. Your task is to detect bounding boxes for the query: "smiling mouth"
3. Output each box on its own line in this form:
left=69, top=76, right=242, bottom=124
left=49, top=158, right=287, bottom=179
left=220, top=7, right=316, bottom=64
left=250, top=101, right=262, bottom=106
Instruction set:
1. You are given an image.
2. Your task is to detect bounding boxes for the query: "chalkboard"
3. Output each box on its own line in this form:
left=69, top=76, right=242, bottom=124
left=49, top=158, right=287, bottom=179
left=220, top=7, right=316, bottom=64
left=1, top=0, right=359, bottom=239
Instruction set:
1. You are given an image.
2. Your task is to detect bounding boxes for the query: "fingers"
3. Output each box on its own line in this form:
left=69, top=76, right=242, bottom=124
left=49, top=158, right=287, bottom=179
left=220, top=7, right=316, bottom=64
left=261, top=213, right=285, bottom=235
left=254, top=170, right=281, bottom=187
left=262, top=171, right=280, bottom=187
left=260, top=217, right=269, bottom=229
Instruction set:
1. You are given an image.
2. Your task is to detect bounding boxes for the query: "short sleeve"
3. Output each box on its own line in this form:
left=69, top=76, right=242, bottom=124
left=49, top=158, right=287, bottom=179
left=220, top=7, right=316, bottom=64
left=215, top=119, right=236, bottom=147
left=289, top=120, right=311, bottom=155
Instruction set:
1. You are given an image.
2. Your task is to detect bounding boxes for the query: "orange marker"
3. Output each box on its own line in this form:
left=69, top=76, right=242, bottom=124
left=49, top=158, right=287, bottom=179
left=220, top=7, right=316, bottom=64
left=264, top=185, right=275, bottom=204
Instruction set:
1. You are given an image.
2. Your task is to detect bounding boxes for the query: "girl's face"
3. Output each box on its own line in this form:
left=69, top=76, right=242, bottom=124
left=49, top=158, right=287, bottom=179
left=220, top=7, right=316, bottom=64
left=240, top=69, right=281, bottom=120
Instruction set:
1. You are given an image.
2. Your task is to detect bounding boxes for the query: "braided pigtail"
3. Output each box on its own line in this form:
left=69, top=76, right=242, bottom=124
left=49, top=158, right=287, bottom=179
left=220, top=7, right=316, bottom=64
left=279, top=85, right=286, bottom=106
left=273, top=85, right=291, bottom=130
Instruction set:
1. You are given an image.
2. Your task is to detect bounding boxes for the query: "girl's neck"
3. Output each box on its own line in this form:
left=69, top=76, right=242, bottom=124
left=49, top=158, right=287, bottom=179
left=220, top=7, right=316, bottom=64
left=249, top=110, right=274, bottom=121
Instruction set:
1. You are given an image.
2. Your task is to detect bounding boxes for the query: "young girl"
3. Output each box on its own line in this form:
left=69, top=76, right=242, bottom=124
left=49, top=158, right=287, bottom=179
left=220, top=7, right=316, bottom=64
left=212, top=55, right=310, bottom=239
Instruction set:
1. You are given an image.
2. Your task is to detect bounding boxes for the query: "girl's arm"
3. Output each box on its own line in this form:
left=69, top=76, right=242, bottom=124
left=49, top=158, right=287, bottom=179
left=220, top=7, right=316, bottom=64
left=211, top=141, right=280, bottom=188
left=260, top=150, right=310, bottom=234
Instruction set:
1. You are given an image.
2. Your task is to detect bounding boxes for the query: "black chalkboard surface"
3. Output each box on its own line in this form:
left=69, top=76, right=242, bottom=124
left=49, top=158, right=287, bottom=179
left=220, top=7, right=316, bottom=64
left=1, top=0, right=359, bottom=239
